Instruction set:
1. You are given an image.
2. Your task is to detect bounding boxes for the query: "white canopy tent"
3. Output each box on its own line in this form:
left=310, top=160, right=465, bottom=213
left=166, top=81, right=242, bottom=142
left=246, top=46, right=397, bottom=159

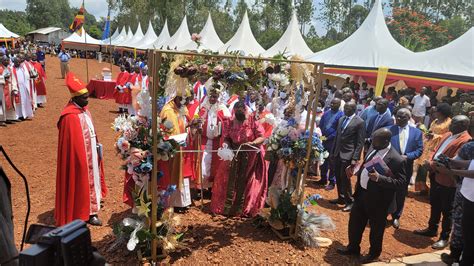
left=122, top=23, right=144, bottom=48
left=110, top=27, right=128, bottom=45
left=181, top=13, right=224, bottom=52
left=219, top=11, right=265, bottom=56
left=138, top=20, right=170, bottom=50
left=413, top=27, right=473, bottom=79
left=62, top=28, right=103, bottom=50
left=0, top=23, right=19, bottom=38
left=128, top=21, right=159, bottom=50
left=101, top=27, right=120, bottom=45
left=263, top=11, right=312, bottom=58
left=114, top=26, right=134, bottom=47
left=306, top=0, right=414, bottom=69
left=163, top=16, right=191, bottom=50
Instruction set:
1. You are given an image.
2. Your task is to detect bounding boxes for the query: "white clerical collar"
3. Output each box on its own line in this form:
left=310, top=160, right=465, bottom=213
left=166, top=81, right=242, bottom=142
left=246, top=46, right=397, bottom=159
left=346, top=113, right=356, bottom=119
left=378, top=143, right=391, bottom=157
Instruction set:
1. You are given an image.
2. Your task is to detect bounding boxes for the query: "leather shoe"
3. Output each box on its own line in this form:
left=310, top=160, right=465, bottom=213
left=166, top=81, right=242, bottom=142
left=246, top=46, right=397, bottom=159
left=432, top=239, right=449, bottom=250
left=329, top=198, right=345, bottom=205
left=392, top=219, right=400, bottom=229
left=360, top=254, right=379, bottom=264
left=440, top=252, right=460, bottom=265
left=336, top=247, right=359, bottom=256
left=88, top=215, right=102, bottom=226
left=414, top=228, right=437, bottom=237
left=342, top=203, right=353, bottom=212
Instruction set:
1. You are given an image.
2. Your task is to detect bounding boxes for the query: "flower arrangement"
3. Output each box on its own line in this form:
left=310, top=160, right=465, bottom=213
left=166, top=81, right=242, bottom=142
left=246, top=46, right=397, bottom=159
left=266, top=118, right=328, bottom=167
left=112, top=113, right=185, bottom=259
left=191, top=33, right=202, bottom=49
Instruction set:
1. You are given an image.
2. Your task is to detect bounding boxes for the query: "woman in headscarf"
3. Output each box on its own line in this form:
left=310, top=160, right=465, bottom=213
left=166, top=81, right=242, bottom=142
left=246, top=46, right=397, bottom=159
left=210, top=100, right=268, bottom=217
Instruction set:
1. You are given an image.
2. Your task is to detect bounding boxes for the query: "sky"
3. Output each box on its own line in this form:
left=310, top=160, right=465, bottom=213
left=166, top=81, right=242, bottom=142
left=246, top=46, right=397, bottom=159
left=0, top=0, right=391, bottom=36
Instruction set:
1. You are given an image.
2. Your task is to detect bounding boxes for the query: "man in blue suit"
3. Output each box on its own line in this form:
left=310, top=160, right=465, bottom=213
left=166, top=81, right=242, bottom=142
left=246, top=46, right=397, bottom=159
left=365, top=98, right=393, bottom=150
left=388, top=108, right=423, bottom=228
left=317, top=98, right=344, bottom=190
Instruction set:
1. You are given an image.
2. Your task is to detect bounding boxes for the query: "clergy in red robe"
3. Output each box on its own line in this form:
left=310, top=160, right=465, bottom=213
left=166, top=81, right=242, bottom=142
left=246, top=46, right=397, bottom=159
left=113, top=65, right=130, bottom=113
left=55, top=72, right=107, bottom=226
left=193, top=87, right=230, bottom=190
left=31, top=54, right=47, bottom=106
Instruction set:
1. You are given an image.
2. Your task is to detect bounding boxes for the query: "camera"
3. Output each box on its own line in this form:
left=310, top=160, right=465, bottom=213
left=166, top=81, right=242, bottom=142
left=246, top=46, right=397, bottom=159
left=19, top=220, right=105, bottom=266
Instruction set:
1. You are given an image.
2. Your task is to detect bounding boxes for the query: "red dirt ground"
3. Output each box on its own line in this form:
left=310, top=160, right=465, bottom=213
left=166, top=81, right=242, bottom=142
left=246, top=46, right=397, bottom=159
left=0, top=57, right=437, bottom=265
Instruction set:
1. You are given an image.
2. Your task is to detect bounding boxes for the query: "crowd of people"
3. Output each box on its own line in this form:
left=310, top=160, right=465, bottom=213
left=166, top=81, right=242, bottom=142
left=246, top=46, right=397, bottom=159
left=0, top=46, right=47, bottom=127
left=12, top=49, right=469, bottom=264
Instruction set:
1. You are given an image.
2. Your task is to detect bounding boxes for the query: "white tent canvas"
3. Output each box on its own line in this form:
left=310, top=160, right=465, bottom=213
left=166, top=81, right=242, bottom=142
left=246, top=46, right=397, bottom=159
left=306, top=0, right=414, bottom=70
left=219, top=11, right=265, bottom=56
left=263, top=11, right=312, bottom=57
left=114, top=26, right=134, bottom=47
left=0, top=23, right=19, bottom=38
left=181, top=13, right=224, bottom=52
left=110, top=27, right=128, bottom=45
left=101, top=27, right=120, bottom=45
left=163, top=16, right=191, bottom=50
left=62, top=28, right=102, bottom=45
left=413, top=27, right=473, bottom=78
left=122, top=23, right=145, bottom=48
left=129, top=21, right=159, bottom=49
left=138, top=20, right=170, bottom=50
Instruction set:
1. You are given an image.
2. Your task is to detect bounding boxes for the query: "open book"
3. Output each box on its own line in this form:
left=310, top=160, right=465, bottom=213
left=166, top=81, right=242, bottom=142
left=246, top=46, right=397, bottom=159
left=167, top=133, right=188, bottom=147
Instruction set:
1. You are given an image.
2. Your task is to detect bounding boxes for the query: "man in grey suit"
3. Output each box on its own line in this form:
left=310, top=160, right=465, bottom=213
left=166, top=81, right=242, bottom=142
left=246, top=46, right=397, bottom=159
left=330, top=102, right=366, bottom=212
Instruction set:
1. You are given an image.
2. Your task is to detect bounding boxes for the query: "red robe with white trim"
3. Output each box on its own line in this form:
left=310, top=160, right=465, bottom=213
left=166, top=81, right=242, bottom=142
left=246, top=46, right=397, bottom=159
left=55, top=102, right=107, bottom=226
left=113, top=71, right=130, bottom=104
left=31, top=61, right=47, bottom=96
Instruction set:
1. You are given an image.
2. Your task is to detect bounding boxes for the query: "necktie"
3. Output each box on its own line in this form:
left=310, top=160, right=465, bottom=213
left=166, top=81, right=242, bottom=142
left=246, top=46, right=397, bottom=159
left=374, top=114, right=382, bottom=129
left=365, top=149, right=378, bottom=163
left=341, top=116, right=350, bottom=131
left=399, top=127, right=406, bottom=154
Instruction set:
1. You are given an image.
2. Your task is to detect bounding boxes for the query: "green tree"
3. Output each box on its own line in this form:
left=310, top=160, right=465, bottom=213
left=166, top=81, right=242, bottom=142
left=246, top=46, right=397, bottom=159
left=295, top=0, right=315, bottom=34
left=0, top=10, right=33, bottom=36
left=341, top=4, right=369, bottom=36
left=26, top=0, right=63, bottom=28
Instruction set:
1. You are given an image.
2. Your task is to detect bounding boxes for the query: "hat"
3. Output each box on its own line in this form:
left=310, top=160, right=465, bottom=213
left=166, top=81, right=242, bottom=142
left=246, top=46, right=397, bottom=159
left=66, top=72, right=88, bottom=97
left=176, top=87, right=191, bottom=98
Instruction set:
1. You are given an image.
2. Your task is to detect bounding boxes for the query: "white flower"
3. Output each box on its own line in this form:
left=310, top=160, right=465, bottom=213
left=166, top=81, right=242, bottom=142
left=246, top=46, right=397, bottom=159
left=271, top=143, right=279, bottom=150
left=277, top=127, right=290, bottom=136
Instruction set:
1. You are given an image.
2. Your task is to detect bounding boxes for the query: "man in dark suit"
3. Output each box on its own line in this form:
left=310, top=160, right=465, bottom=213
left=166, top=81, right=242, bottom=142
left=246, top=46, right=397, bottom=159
left=330, top=102, right=365, bottom=212
left=337, top=128, right=408, bottom=264
left=388, top=108, right=423, bottom=229
left=365, top=99, right=393, bottom=150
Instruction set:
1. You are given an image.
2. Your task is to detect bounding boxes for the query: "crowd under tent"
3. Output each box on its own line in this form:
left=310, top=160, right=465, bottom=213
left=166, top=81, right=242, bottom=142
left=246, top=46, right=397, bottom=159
left=0, top=23, right=20, bottom=48
left=218, top=11, right=265, bottom=56
left=306, top=0, right=473, bottom=91
left=162, top=16, right=191, bottom=50
left=263, top=11, right=313, bottom=58
left=181, top=13, right=224, bottom=52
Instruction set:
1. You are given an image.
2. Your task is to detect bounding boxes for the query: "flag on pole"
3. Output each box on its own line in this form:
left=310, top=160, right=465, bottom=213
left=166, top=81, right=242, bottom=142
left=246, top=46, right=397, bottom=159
left=69, top=3, right=85, bottom=35
left=101, top=8, right=111, bottom=40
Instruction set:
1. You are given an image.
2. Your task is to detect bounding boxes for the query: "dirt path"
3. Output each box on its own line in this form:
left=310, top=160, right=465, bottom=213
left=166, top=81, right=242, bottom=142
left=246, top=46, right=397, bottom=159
left=0, top=57, right=436, bottom=265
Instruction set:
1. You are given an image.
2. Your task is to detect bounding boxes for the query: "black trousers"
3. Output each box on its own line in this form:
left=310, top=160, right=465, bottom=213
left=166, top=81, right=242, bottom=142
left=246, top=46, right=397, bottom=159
left=461, top=197, right=474, bottom=266
left=428, top=179, right=456, bottom=240
left=334, top=158, right=353, bottom=204
left=348, top=189, right=387, bottom=257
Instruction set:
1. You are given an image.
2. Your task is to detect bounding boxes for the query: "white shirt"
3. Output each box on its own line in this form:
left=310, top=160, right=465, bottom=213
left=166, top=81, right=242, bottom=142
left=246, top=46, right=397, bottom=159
left=341, top=113, right=355, bottom=131
left=398, top=125, right=410, bottom=154
left=461, top=160, right=474, bottom=202
left=411, top=94, right=431, bottom=117
left=434, top=133, right=461, bottom=159
left=360, top=144, right=391, bottom=189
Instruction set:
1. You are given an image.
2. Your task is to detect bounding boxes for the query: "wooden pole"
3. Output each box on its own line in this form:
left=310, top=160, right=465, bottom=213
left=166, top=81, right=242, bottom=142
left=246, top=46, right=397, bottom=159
left=298, top=63, right=324, bottom=204
left=149, top=50, right=161, bottom=262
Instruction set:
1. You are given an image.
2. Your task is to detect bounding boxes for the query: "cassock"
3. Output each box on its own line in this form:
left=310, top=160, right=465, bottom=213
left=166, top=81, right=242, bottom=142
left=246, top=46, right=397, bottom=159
left=113, top=70, right=130, bottom=109
left=55, top=73, right=107, bottom=226
left=159, top=98, right=193, bottom=207
left=194, top=101, right=231, bottom=189
left=11, top=65, right=33, bottom=119
left=23, top=61, right=37, bottom=108
left=31, top=61, right=47, bottom=104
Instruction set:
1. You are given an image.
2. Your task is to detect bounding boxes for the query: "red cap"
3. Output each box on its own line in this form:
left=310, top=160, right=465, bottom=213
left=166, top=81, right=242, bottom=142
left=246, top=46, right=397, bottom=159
left=66, top=72, right=88, bottom=97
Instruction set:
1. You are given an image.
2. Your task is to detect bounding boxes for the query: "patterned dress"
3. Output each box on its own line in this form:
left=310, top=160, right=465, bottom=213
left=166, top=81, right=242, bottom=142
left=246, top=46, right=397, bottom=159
left=210, top=115, right=268, bottom=217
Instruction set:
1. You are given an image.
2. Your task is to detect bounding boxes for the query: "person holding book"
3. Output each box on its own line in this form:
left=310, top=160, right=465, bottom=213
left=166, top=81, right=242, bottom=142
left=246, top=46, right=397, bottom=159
left=337, top=128, right=407, bottom=264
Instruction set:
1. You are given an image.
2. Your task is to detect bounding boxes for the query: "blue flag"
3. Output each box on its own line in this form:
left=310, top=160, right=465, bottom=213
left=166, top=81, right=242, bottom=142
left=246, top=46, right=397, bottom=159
left=101, top=9, right=111, bottom=40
